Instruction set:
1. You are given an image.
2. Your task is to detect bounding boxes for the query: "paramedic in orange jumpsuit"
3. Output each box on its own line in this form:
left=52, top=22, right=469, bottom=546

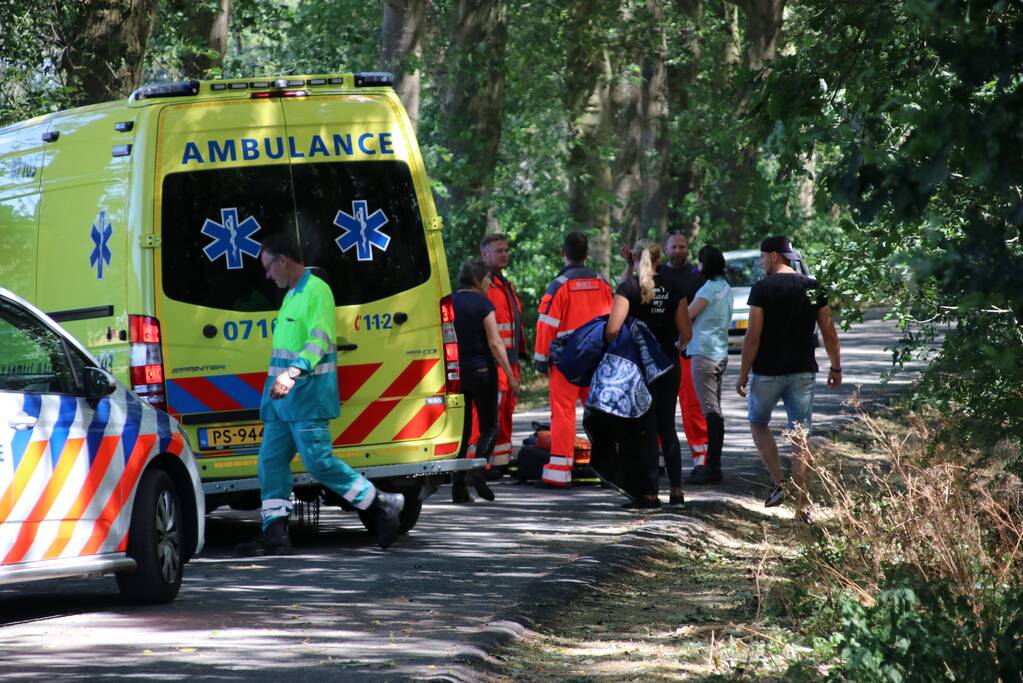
left=534, top=232, right=613, bottom=487
left=468, top=233, right=527, bottom=474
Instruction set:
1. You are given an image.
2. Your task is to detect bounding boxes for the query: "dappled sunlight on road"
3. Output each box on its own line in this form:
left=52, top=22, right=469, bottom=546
left=0, top=314, right=931, bottom=681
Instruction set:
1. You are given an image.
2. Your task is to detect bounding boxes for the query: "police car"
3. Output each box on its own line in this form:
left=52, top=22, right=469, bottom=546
left=0, top=288, right=204, bottom=604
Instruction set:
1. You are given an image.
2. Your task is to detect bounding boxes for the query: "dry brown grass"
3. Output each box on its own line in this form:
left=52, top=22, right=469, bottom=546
left=794, top=405, right=1023, bottom=607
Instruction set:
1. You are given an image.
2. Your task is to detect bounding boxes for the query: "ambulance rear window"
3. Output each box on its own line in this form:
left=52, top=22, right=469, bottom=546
left=292, top=160, right=431, bottom=306
left=160, top=160, right=431, bottom=311
left=161, top=165, right=295, bottom=312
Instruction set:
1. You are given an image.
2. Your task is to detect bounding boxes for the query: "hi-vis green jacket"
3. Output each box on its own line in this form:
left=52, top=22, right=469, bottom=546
left=260, top=270, right=339, bottom=422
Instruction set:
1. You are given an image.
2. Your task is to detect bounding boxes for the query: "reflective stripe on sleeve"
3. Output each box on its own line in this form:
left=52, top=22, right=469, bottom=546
left=303, top=342, right=325, bottom=357
left=537, top=313, right=560, bottom=327
left=534, top=353, right=549, bottom=362
left=310, top=328, right=332, bottom=344
left=311, top=361, right=338, bottom=375
left=272, top=349, right=300, bottom=360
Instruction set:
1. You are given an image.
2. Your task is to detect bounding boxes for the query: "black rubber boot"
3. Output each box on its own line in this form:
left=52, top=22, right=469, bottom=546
left=367, top=491, right=405, bottom=550
left=235, top=517, right=293, bottom=556
left=690, top=413, right=724, bottom=485
left=468, top=470, right=495, bottom=502
left=451, top=472, right=474, bottom=503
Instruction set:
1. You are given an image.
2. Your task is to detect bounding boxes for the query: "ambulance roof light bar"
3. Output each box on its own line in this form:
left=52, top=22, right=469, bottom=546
left=130, top=80, right=200, bottom=101
left=354, top=72, right=394, bottom=87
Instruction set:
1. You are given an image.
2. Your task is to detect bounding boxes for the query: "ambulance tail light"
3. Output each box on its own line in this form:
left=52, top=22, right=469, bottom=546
left=439, top=295, right=461, bottom=394
left=128, top=314, right=167, bottom=411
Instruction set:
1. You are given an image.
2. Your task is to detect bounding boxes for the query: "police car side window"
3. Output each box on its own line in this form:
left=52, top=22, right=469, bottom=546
left=0, top=302, right=77, bottom=395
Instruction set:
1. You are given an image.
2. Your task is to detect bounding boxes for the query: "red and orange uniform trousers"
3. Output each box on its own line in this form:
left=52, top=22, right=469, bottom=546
left=679, top=355, right=708, bottom=466
left=534, top=265, right=613, bottom=487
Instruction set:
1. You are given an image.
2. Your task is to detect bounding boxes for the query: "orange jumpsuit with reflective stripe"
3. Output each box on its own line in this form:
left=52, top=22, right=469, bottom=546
left=468, top=271, right=525, bottom=468
left=534, top=265, right=613, bottom=486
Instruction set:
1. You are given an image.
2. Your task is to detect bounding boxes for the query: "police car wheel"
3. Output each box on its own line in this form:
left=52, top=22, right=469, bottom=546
left=116, top=469, right=184, bottom=604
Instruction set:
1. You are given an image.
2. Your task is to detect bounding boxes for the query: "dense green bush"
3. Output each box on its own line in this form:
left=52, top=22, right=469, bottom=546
left=830, top=574, right=1023, bottom=683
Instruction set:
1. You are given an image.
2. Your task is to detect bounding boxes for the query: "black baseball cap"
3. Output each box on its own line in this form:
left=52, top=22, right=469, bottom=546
left=760, top=235, right=800, bottom=259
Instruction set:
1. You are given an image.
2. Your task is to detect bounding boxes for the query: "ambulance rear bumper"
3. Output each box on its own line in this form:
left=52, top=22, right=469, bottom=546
left=201, top=457, right=485, bottom=496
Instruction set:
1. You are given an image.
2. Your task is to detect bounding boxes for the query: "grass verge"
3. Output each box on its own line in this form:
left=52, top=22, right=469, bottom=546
left=491, top=403, right=1023, bottom=681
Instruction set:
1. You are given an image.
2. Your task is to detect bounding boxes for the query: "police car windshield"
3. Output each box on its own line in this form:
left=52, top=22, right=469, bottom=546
left=160, top=160, right=431, bottom=311
left=725, top=256, right=765, bottom=288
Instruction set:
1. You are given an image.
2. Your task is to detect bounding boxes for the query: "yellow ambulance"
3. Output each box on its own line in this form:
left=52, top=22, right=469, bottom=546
left=0, top=72, right=471, bottom=534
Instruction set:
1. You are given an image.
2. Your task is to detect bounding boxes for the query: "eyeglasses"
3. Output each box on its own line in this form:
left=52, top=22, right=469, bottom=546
left=262, top=254, right=282, bottom=274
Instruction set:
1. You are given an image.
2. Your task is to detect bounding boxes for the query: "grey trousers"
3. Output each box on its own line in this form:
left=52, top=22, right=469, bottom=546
left=691, top=355, right=729, bottom=416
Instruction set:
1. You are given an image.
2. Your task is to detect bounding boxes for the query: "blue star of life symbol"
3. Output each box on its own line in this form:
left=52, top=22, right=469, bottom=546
left=201, top=208, right=262, bottom=270
left=333, top=200, right=390, bottom=262
left=89, top=209, right=113, bottom=280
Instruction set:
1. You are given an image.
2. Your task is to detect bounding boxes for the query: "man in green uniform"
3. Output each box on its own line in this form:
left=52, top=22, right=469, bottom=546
left=239, top=234, right=404, bottom=555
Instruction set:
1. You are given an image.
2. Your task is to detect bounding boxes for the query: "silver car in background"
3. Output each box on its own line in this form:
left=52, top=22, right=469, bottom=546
left=724, top=247, right=810, bottom=352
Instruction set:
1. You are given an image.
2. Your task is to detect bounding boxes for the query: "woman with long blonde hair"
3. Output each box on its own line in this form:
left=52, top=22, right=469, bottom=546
left=605, top=239, right=693, bottom=509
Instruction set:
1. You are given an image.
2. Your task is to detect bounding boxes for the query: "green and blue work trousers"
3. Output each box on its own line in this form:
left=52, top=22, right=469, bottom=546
left=258, top=418, right=376, bottom=529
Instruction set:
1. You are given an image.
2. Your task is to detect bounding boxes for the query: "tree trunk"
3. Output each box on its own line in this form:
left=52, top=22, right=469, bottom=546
left=442, top=0, right=508, bottom=244
left=797, top=148, right=817, bottom=218
left=721, top=1, right=741, bottom=69
left=716, top=0, right=787, bottom=246
left=564, top=2, right=614, bottom=277
left=668, top=0, right=703, bottom=239
left=381, top=0, right=425, bottom=130
left=179, top=0, right=232, bottom=78
left=611, top=56, right=643, bottom=250
left=742, top=0, right=785, bottom=72
left=639, top=0, right=670, bottom=240
left=59, top=0, right=162, bottom=103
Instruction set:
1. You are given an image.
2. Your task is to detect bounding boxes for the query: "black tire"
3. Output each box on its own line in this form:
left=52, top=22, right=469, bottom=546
left=116, top=469, right=184, bottom=604
left=357, top=488, right=422, bottom=535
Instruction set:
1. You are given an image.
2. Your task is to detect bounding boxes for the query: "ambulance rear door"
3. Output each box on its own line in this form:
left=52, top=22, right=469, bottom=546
left=155, top=98, right=294, bottom=465
left=280, top=94, right=450, bottom=455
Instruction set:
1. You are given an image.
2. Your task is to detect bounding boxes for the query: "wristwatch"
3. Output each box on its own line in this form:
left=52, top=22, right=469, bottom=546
left=286, top=366, right=301, bottom=380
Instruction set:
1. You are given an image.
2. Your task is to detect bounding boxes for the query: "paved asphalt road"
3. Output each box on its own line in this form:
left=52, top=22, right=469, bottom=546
left=0, top=312, right=927, bottom=681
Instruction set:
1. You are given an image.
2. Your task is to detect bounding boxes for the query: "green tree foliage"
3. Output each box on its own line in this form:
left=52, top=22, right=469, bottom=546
left=758, top=0, right=1023, bottom=455
left=4, top=1, right=1021, bottom=450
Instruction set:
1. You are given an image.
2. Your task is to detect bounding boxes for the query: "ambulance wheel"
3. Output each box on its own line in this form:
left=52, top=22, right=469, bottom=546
left=357, top=496, right=423, bottom=535
left=116, top=469, right=184, bottom=604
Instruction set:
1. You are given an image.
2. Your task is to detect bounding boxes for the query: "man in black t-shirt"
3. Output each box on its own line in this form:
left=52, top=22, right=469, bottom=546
left=735, top=236, right=842, bottom=520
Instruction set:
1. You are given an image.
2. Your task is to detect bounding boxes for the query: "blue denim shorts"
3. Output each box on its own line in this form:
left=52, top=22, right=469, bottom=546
left=747, top=372, right=816, bottom=432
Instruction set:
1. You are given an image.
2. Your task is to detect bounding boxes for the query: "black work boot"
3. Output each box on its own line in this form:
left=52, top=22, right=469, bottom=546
left=451, top=472, right=474, bottom=503
left=367, top=491, right=405, bottom=550
left=235, top=517, right=293, bottom=556
left=691, top=413, right=724, bottom=485
left=468, top=470, right=495, bottom=502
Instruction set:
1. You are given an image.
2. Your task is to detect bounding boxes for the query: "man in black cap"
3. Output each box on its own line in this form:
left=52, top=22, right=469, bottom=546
left=735, top=235, right=842, bottom=521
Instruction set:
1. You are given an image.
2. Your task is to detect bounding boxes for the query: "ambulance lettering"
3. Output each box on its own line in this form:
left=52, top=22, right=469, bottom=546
left=89, top=209, right=113, bottom=280
left=223, top=317, right=276, bottom=341
left=334, top=200, right=390, bottom=262
left=354, top=313, right=393, bottom=331
left=180, top=132, right=395, bottom=165
left=201, top=208, right=262, bottom=270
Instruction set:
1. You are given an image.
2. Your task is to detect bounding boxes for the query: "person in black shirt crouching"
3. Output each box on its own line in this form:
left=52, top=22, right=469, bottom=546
left=451, top=259, right=520, bottom=503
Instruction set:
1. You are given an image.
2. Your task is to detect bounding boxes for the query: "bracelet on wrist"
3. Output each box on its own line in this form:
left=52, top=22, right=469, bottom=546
left=829, top=367, right=842, bottom=373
